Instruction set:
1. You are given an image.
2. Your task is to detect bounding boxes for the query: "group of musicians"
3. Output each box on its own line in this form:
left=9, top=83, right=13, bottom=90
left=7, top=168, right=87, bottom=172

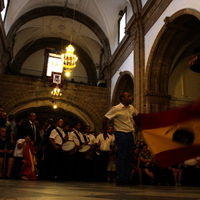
left=44, top=118, right=115, bottom=181
left=0, top=112, right=116, bottom=181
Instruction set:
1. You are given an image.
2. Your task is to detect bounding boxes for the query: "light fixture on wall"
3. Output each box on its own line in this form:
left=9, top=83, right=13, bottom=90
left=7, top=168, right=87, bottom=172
left=62, top=2, right=78, bottom=77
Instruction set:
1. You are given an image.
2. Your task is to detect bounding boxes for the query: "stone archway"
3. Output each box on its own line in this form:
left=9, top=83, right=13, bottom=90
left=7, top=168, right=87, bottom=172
left=112, top=71, right=134, bottom=106
left=0, top=75, right=108, bottom=133
left=7, top=94, right=102, bottom=133
left=145, top=9, right=200, bottom=113
left=12, top=100, right=95, bottom=131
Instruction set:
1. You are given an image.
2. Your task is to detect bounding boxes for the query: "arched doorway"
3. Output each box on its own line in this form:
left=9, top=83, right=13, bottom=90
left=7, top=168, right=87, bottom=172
left=146, top=9, right=200, bottom=113
left=112, top=71, right=134, bottom=106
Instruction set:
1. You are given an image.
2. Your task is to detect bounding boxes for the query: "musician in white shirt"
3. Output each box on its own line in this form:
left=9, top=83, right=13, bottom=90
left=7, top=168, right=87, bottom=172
left=95, top=126, right=115, bottom=182
left=68, top=122, right=86, bottom=181
left=48, top=119, right=66, bottom=180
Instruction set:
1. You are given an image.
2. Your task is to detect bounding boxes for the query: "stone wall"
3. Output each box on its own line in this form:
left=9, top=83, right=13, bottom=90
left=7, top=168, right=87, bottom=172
left=0, top=74, right=109, bottom=132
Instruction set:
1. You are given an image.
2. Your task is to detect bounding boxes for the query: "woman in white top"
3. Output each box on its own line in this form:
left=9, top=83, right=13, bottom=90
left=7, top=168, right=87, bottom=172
left=13, top=135, right=30, bottom=179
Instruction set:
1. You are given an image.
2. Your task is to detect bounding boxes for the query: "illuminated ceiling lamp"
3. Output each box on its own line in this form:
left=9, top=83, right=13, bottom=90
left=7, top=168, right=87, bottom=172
left=51, top=85, right=62, bottom=109
left=62, top=44, right=78, bottom=77
left=51, top=85, right=62, bottom=99
left=62, top=2, right=78, bottom=77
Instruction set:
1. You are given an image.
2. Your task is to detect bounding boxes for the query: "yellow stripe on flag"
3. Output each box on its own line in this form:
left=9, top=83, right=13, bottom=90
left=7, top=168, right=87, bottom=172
left=139, top=100, right=200, bottom=168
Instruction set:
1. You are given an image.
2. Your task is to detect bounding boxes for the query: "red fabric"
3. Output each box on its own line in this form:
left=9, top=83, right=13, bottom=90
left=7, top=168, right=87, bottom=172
left=138, top=99, right=200, bottom=129
left=22, top=142, right=37, bottom=180
left=155, top=144, right=200, bottom=168
left=138, top=99, right=200, bottom=168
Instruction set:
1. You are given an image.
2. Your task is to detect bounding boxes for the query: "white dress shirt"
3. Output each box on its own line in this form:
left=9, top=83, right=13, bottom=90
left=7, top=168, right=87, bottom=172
left=95, top=133, right=115, bottom=151
left=68, top=130, right=85, bottom=146
left=49, top=126, right=65, bottom=145
left=105, top=103, right=138, bottom=132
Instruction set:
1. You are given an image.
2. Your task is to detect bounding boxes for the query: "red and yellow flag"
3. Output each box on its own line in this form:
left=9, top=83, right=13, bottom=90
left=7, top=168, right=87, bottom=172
left=138, top=100, right=200, bottom=168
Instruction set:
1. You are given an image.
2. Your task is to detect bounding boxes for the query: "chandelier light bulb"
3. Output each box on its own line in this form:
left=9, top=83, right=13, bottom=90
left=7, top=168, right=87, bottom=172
left=65, top=71, right=71, bottom=77
left=53, top=104, right=57, bottom=109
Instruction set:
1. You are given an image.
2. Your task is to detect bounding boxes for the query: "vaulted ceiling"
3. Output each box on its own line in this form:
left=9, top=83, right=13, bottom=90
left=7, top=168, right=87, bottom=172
left=4, top=0, right=133, bottom=83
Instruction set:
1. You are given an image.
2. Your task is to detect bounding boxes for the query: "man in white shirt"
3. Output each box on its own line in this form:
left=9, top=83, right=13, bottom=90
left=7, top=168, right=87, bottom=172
left=95, top=127, right=115, bottom=151
left=84, top=126, right=96, bottom=146
left=68, top=123, right=85, bottom=147
left=49, top=119, right=67, bottom=180
left=49, top=119, right=66, bottom=148
left=95, top=126, right=115, bottom=182
left=68, top=122, right=86, bottom=181
left=102, top=92, right=139, bottom=185
left=79, top=126, right=96, bottom=181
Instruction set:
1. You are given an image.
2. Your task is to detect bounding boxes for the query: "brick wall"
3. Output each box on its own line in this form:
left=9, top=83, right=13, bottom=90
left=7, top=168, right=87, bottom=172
left=0, top=74, right=109, bottom=132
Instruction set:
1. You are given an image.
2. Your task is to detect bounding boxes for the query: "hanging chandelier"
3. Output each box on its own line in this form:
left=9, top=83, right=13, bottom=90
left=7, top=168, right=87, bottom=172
left=51, top=85, right=62, bottom=99
left=62, top=44, right=78, bottom=77
left=61, top=2, right=78, bottom=77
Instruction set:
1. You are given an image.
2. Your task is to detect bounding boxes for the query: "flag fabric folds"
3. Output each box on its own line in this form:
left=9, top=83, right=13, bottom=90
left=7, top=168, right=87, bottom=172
left=138, top=100, right=200, bottom=168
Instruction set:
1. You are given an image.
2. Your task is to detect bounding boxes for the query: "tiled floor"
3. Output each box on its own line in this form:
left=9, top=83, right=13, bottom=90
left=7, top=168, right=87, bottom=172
left=0, top=179, right=200, bottom=200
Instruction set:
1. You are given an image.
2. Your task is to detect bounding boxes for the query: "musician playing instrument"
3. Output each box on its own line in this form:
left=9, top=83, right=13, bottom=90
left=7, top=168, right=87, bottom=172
left=82, top=126, right=96, bottom=158
left=84, top=126, right=95, bottom=146
left=82, top=126, right=96, bottom=181
left=95, top=126, right=115, bottom=182
left=49, top=119, right=67, bottom=180
left=68, top=122, right=86, bottom=181
left=68, top=123, right=85, bottom=148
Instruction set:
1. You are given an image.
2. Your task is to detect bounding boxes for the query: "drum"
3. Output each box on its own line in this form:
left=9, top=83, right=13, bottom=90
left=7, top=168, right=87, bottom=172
left=78, top=145, right=94, bottom=160
left=62, top=141, right=77, bottom=155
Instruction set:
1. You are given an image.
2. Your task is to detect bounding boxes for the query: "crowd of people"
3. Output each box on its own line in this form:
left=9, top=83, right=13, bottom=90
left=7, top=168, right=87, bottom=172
left=0, top=90, right=200, bottom=186
left=0, top=107, right=117, bottom=182
left=131, top=141, right=200, bottom=186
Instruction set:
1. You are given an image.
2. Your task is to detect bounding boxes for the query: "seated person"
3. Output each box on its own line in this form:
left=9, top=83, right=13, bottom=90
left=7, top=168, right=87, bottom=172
left=170, top=162, right=183, bottom=186
left=13, top=135, right=29, bottom=179
left=0, top=127, right=14, bottom=178
left=181, top=156, right=200, bottom=186
left=131, top=147, right=142, bottom=184
left=184, top=156, right=200, bottom=168
left=134, top=140, right=142, bottom=151
left=139, top=144, right=156, bottom=184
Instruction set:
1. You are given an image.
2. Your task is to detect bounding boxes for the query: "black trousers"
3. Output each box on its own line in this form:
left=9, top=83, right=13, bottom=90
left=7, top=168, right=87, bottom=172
left=95, top=151, right=109, bottom=182
left=49, top=147, right=66, bottom=180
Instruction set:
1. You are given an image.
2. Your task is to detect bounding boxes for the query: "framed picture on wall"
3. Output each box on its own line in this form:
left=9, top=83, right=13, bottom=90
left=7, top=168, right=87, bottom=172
left=51, top=72, right=63, bottom=87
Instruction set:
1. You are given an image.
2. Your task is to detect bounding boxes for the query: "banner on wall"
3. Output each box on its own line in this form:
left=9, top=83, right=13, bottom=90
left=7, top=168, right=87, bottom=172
left=138, top=99, right=200, bottom=168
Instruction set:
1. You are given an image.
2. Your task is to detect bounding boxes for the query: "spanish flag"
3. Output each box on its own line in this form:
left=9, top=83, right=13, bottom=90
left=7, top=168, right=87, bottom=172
left=138, top=100, right=200, bottom=168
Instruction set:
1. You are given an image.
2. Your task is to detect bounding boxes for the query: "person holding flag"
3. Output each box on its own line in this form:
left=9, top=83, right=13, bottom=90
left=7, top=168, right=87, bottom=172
left=102, top=92, right=139, bottom=185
